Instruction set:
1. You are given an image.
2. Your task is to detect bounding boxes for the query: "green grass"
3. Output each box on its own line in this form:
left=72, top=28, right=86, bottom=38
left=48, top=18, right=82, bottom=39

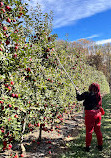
left=59, top=93, right=111, bottom=158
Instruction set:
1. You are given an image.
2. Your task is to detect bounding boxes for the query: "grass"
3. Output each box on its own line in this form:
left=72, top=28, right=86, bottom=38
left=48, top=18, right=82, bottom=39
left=59, top=93, right=111, bottom=158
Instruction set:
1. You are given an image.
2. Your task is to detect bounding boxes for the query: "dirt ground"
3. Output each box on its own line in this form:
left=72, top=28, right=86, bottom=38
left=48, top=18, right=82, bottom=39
left=0, top=111, right=84, bottom=158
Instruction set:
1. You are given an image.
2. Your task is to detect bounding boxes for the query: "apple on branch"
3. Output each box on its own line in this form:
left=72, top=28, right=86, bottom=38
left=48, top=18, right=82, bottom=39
left=13, top=53, right=17, bottom=58
left=6, top=18, right=11, bottom=23
left=6, top=40, right=10, bottom=45
left=0, top=47, right=3, bottom=51
left=3, top=26, right=7, bottom=31
left=13, top=19, right=16, bottom=22
left=15, top=46, right=18, bottom=50
left=1, top=8, right=5, bottom=12
left=5, top=5, right=11, bottom=11
left=0, top=2, right=3, bottom=7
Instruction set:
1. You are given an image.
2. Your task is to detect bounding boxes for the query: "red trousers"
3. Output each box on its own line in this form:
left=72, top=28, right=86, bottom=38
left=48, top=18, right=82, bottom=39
left=85, top=109, right=103, bottom=147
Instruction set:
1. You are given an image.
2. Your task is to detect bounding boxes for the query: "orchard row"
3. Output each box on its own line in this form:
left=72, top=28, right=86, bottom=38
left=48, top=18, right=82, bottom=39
left=0, top=0, right=110, bottom=157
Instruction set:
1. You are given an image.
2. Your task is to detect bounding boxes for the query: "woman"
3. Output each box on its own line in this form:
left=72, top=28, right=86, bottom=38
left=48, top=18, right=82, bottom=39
left=76, top=83, right=104, bottom=152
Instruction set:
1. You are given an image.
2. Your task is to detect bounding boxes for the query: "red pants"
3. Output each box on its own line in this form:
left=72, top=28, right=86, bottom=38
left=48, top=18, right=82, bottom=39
left=85, top=109, right=103, bottom=147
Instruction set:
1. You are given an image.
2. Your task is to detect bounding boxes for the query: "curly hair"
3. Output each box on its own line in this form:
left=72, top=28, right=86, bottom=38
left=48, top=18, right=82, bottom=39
left=89, top=83, right=102, bottom=107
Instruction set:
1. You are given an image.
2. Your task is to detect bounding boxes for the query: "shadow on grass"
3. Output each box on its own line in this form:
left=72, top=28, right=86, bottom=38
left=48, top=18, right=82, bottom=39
left=59, top=94, right=111, bottom=158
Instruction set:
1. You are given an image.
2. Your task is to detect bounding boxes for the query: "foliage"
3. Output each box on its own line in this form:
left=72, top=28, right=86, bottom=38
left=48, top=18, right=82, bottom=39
left=0, top=0, right=110, bottom=157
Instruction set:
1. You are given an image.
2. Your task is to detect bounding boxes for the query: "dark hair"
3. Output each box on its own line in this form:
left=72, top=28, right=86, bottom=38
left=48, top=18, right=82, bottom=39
left=89, top=83, right=102, bottom=107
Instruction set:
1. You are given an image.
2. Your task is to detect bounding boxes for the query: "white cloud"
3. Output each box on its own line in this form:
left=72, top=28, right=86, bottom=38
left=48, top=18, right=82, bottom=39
left=85, top=34, right=100, bottom=39
left=24, top=0, right=111, bottom=28
left=96, top=39, right=111, bottom=45
left=72, top=34, right=100, bottom=42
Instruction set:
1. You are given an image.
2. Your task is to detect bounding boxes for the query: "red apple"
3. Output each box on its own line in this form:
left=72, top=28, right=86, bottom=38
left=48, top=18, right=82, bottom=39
left=4, top=83, right=8, bottom=87
left=20, top=154, right=24, bottom=157
left=6, top=40, right=10, bottom=45
left=11, top=81, right=14, bottom=85
left=13, top=19, right=16, bottom=22
left=3, top=26, right=7, bottom=30
left=11, top=93, right=15, bottom=97
left=1, top=8, right=5, bottom=12
left=18, top=15, right=21, bottom=18
left=48, top=37, right=51, bottom=41
left=5, top=34, right=9, bottom=38
left=26, top=68, right=31, bottom=72
left=14, top=114, right=18, bottom=118
left=37, top=123, right=40, bottom=127
left=46, top=48, right=50, bottom=52
left=6, top=18, right=11, bottom=23
left=5, top=5, right=11, bottom=11
left=15, top=94, right=18, bottom=98
left=8, top=104, right=12, bottom=107
left=19, top=12, right=23, bottom=15
left=48, top=141, right=51, bottom=144
left=15, top=46, right=18, bottom=50
left=1, top=129, right=5, bottom=133
left=15, top=29, right=18, bottom=32
left=15, top=43, right=18, bottom=46
left=32, top=139, right=35, bottom=142
left=0, top=47, right=3, bottom=51
left=8, top=86, right=11, bottom=91
left=8, top=144, right=12, bottom=150
left=13, top=154, right=18, bottom=158
left=41, top=123, right=45, bottom=127
left=37, top=142, right=40, bottom=145
left=0, top=2, right=3, bottom=7
left=0, top=100, right=3, bottom=104
left=13, top=53, right=17, bottom=58
left=14, top=107, right=18, bottom=110
left=1, top=106, right=4, bottom=110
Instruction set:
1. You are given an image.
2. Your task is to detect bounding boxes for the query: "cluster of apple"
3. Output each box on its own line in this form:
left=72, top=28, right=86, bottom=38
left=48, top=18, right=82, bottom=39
left=9, top=153, right=25, bottom=158
left=0, top=1, right=23, bottom=19
left=3, top=80, right=19, bottom=99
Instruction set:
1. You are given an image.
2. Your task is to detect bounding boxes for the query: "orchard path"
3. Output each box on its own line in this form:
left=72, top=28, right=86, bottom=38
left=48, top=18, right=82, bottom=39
left=0, top=109, right=84, bottom=158
left=20, top=111, right=84, bottom=158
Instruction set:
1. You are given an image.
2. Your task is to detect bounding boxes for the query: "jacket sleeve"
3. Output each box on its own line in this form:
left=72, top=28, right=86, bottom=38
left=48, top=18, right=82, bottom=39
left=98, top=95, right=102, bottom=107
left=76, top=91, right=88, bottom=101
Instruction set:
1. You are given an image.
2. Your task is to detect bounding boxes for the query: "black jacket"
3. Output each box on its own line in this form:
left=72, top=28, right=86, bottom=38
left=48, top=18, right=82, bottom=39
left=76, top=91, right=99, bottom=110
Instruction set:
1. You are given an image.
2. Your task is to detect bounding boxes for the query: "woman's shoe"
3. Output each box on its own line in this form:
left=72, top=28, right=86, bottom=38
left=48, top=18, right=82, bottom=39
left=96, top=145, right=103, bottom=151
left=85, top=146, right=90, bottom=152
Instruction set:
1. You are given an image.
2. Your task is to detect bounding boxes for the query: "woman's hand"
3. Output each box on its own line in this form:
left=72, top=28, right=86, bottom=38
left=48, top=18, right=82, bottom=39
left=75, top=87, right=79, bottom=92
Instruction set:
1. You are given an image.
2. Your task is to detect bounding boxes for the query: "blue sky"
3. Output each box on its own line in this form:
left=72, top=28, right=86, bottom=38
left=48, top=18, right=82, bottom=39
left=24, top=0, right=111, bottom=45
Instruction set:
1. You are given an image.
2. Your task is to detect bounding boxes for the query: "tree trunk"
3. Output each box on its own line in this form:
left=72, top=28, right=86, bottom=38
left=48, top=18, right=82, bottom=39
left=20, top=112, right=27, bottom=156
left=38, top=124, right=42, bottom=142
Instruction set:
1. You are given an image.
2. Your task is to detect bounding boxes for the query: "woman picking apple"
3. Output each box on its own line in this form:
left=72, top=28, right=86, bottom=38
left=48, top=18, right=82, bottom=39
left=76, top=83, right=105, bottom=152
